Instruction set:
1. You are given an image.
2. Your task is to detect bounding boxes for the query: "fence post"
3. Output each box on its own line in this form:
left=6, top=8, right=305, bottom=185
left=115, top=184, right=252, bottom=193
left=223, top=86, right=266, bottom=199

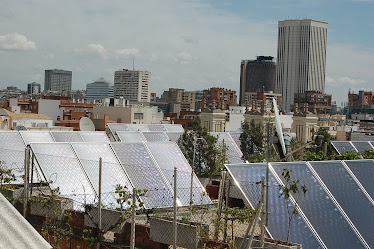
left=173, top=167, right=178, bottom=249
left=130, top=188, right=136, bottom=249
left=214, top=170, right=227, bottom=238
left=98, top=157, right=102, bottom=249
left=260, top=176, right=265, bottom=248
left=23, top=146, right=30, bottom=218
left=223, top=176, right=230, bottom=242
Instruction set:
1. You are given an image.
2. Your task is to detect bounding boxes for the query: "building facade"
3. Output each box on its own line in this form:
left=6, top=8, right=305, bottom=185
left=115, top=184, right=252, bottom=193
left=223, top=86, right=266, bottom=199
left=294, top=90, right=332, bottom=114
left=199, top=88, right=237, bottom=110
left=86, top=78, right=113, bottom=101
left=348, top=90, right=374, bottom=107
left=163, top=88, right=196, bottom=111
left=240, top=56, right=276, bottom=106
left=44, top=69, right=72, bottom=96
left=27, top=82, right=41, bottom=94
left=114, top=69, right=151, bottom=103
left=276, top=19, right=328, bottom=112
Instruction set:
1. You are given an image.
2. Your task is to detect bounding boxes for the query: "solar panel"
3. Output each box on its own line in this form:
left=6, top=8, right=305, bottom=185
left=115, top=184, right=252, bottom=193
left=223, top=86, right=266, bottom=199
left=20, top=131, right=55, bottom=144
left=211, top=132, right=244, bottom=164
left=79, top=132, right=110, bottom=142
left=344, top=160, right=374, bottom=201
left=226, top=164, right=321, bottom=249
left=0, top=132, right=27, bottom=183
left=148, top=124, right=167, bottom=131
left=127, top=124, right=150, bottom=131
left=164, top=124, right=184, bottom=132
left=331, top=141, right=357, bottom=155
left=309, top=161, right=374, bottom=247
left=165, top=132, right=183, bottom=142
left=50, top=131, right=84, bottom=142
left=142, top=132, right=169, bottom=142
left=116, top=131, right=145, bottom=142
left=351, top=141, right=373, bottom=152
left=30, top=143, right=97, bottom=207
left=146, top=142, right=212, bottom=206
left=228, top=132, right=241, bottom=149
left=371, top=141, right=374, bottom=148
left=111, top=142, right=174, bottom=209
left=271, top=162, right=365, bottom=249
left=71, top=143, right=134, bottom=208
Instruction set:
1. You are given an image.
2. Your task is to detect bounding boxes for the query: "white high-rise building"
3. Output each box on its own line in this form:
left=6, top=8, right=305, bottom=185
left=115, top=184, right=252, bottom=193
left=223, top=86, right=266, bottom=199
left=114, top=69, right=151, bottom=103
left=276, top=19, right=328, bottom=112
left=44, top=69, right=72, bottom=96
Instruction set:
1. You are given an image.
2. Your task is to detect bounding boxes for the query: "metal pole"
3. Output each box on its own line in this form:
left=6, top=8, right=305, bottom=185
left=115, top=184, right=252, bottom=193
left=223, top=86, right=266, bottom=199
left=173, top=167, right=177, bottom=249
left=246, top=202, right=264, bottom=249
left=130, top=188, right=136, bottom=249
left=190, top=138, right=197, bottom=209
left=23, top=146, right=30, bottom=218
left=265, top=122, right=270, bottom=227
left=30, top=153, right=34, bottom=196
left=214, top=170, right=227, bottom=238
left=223, top=176, right=230, bottom=242
left=98, top=157, right=102, bottom=249
left=260, top=177, right=265, bottom=248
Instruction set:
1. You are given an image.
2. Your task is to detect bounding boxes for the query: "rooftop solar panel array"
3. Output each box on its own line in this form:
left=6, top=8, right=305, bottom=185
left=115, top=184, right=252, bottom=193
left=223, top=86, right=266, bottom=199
left=226, top=159, right=374, bottom=249
left=332, top=141, right=374, bottom=155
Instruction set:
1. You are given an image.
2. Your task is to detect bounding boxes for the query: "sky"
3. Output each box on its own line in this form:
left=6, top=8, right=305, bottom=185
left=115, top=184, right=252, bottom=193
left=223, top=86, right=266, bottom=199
left=0, top=0, right=373, bottom=106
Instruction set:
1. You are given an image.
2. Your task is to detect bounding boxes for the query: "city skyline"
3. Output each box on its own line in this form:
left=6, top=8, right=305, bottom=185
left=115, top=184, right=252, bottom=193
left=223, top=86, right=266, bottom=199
left=0, top=0, right=373, bottom=106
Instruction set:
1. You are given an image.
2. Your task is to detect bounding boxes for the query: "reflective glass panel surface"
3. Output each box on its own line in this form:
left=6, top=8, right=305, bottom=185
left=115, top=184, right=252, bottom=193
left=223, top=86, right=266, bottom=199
left=165, top=132, right=183, bottom=142
left=111, top=142, right=174, bottom=208
left=211, top=132, right=243, bottom=164
left=332, top=141, right=357, bottom=154
left=344, top=160, right=374, bottom=201
left=30, top=143, right=96, bottom=206
left=146, top=142, right=212, bottom=206
left=148, top=124, right=167, bottom=131
left=142, top=132, right=169, bottom=142
left=271, top=162, right=364, bottom=249
left=116, top=131, right=145, bottom=142
left=20, top=131, right=54, bottom=144
left=164, top=124, right=184, bottom=132
left=71, top=143, right=133, bottom=208
left=226, top=164, right=321, bottom=249
left=127, top=124, right=150, bottom=131
left=310, top=161, right=374, bottom=247
left=79, top=132, right=110, bottom=142
left=51, top=132, right=84, bottom=142
left=351, top=141, right=373, bottom=152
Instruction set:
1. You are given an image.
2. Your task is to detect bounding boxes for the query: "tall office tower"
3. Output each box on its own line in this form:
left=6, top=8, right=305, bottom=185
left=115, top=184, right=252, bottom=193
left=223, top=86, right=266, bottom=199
left=114, top=69, right=151, bottom=102
left=44, top=69, right=72, bottom=96
left=276, top=19, right=328, bottom=112
left=27, top=82, right=41, bottom=94
left=86, top=78, right=113, bottom=101
left=239, top=56, right=276, bottom=106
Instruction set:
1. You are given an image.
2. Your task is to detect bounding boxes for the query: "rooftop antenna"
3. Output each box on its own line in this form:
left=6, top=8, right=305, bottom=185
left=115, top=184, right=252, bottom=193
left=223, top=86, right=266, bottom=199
left=133, top=57, right=135, bottom=70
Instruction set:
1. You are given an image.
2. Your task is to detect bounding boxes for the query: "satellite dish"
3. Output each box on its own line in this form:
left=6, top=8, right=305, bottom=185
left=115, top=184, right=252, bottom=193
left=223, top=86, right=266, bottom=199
left=273, top=98, right=286, bottom=156
left=15, top=125, right=27, bottom=131
left=79, top=117, right=95, bottom=131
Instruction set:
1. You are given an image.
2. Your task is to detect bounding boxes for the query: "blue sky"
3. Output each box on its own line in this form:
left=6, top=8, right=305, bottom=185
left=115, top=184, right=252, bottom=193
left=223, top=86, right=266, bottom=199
left=0, top=0, right=373, bottom=106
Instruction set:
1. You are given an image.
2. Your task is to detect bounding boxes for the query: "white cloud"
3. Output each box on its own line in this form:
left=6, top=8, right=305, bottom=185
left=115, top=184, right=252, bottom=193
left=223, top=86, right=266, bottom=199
left=115, top=48, right=139, bottom=58
left=326, top=76, right=365, bottom=87
left=175, top=52, right=193, bottom=64
left=0, top=33, right=36, bottom=51
left=31, top=74, right=42, bottom=81
left=88, top=43, right=107, bottom=59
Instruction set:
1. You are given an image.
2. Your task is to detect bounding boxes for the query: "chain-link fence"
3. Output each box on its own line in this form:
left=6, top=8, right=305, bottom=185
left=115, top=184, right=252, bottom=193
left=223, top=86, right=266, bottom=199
left=1, top=146, right=268, bottom=249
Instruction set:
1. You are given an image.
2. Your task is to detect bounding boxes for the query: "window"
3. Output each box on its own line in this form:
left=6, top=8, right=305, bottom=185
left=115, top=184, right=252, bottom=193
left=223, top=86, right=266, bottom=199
left=134, top=113, right=143, bottom=120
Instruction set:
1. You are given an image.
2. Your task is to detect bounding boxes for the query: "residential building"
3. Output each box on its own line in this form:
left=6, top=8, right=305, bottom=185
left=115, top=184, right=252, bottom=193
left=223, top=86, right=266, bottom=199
left=294, top=90, right=332, bottom=114
left=86, top=78, right=113, bottom=101
left=199, top=88, right=237, bottom=110
left=27, top=82, right=41, bottom=94
left=114, top=69, right=151, bottom=103
left=244, top=91, right=282, bottom=112
left=276, top=19, right=328, bottom=112
left=292, top=103, right=318, bottom=143
left=44, top=69, right=72, bottom=96
left=348, top=90, right=374, bottom=107
left=163, top=88, right=196, bottom=111
left=240, top=56, right=276, bottom=106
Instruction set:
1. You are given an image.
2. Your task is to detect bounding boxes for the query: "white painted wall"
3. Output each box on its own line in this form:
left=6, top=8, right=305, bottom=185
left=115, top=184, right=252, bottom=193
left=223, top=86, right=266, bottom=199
left=38, top=99, right=62, bottom=121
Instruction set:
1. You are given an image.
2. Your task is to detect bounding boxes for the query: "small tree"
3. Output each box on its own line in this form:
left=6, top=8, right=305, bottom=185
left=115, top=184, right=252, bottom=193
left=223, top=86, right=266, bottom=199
left=178, top=120, right=227, bottom=178
left=304, top=151, right=328, bottom=161
left=239, top=120, right=265, bottom=161
left=279, top=169, right=308, bottom=243
left=333, top=151, right=361, bottom=160
left=0, top=161, right=16, bottom=195
left=361, top=149, right=374, bottom=159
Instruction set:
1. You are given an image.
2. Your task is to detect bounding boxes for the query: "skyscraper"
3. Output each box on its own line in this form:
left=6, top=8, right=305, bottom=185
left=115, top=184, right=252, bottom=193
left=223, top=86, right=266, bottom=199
left=27, top=82, right=41, bottom=94
left=239, top=56, right=276, bottom=106
left=276, top=19, right=328, bottom=112
left=44, top=69, right=72, bottom=96
left=86, top=78, right=113, bottom=101
left=114, top=69, right=151, bottom=102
